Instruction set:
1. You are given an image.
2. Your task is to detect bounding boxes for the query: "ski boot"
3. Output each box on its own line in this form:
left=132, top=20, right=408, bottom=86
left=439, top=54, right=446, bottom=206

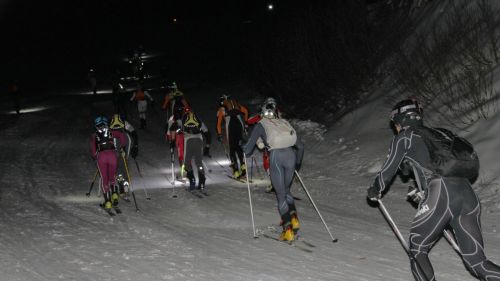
left=187, top=170, right=196, bottom=191
left=240, top=164, right=247, bottom=178
left=291, top=213, right=300, bottom=233
left=103, top=192, right=113, bottom=210
left=111, top=184, right=120, bottom=206
left=279, top=224, right=294, bottom=242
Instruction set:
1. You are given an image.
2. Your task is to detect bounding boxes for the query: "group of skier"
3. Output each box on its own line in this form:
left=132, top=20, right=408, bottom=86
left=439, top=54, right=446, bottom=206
left=89, top=82, right=305, bottom=241
left=89, top=79, right=500, bottom=281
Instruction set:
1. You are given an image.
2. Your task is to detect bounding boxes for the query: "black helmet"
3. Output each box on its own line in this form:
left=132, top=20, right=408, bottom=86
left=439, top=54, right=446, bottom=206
left=390, top=98, right=423, bottom=127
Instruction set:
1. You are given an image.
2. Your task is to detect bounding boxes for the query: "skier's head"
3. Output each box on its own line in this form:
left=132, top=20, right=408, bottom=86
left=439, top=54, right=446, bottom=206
left=390, top=98, right=423, bottom=129
left=110, top=114, right=124, bottom=129
left=219, top=94, right=231, bottom=106
left=261, top=97, right=277, bottom=119
left=170, top=82, right=178, bottom=90
left=94, top=116, right=109, bottom=132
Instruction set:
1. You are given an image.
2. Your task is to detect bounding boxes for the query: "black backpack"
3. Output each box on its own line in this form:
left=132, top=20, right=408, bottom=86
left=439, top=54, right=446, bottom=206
left=417, top=127, right=479, bottom=183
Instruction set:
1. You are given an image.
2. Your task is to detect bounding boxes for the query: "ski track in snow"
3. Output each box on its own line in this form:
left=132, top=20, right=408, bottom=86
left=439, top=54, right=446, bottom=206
left=0, top=87, right=499, bottom=281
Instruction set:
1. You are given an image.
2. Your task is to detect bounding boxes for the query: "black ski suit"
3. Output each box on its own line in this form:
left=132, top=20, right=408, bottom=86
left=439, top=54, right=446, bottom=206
left=371, top=125, right=500, bottom=281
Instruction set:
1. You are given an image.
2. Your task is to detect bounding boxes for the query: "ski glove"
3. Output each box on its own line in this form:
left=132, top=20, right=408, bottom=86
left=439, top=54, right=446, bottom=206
left=367, top=185, right=381, bottom=201
left=407, top=185, right=423, bottom=203
left=131, top=145, right=138, bottom=159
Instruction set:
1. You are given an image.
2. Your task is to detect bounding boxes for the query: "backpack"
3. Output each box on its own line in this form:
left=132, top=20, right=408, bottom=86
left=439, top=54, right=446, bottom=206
left=259, top=118, right=297, bottom=150
left=95, top=128, right=115, bottom=151
left=182, top=112, right=202, bottom=134
left=416, top=127, right=479, bottom=183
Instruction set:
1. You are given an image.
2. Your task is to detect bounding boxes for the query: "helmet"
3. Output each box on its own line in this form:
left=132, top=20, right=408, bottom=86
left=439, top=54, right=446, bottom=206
left=94, top=116, right=109, bottom=130
left=110, top=114, right=124, bottom=129
left=261, top=97, right=277, bottom=118
left=219, top=94, right=231, bottom=106
left=390, top=98, right=423, bottom=127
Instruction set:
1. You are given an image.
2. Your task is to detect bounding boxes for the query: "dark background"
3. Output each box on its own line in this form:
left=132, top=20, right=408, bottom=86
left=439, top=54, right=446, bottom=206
left=0, top=0, right=410, bottom=120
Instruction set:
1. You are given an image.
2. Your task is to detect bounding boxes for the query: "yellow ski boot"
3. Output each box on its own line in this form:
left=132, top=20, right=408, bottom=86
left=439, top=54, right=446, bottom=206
left=291, top=214, right=300, bottom=233
left=279, top=225, right=294, bottom=242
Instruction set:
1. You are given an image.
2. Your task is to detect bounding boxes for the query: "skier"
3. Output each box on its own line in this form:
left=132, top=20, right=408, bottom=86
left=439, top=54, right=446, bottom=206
left=110, top=114, right=138, bottom=201
left=90, top=116, right=128, bottom=212
left=247, top=97, right=281, bottom=192
left=180, top=106, right=211, bottom=191
left=217, top=94, right=249, bottom=179
left=243, top=98, right=304, bottom=241
left=111, top=70, right=127, bottom=117
left=162, top=82, right=189, bottom=150
left=130, top=84, right=153, bottom=129
left=367, top=98, right=500, bottom=281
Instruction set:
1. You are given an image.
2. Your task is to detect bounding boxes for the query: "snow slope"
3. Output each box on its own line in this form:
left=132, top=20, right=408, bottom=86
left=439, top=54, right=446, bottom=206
left=1, top=81, right=500, bottom=281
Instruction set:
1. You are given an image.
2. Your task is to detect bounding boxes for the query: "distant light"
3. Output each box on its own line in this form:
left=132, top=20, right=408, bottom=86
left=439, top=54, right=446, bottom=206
left=172, top=18, right=177, bottom=23
left=7, top=106, right=49, bottom=114
left=267, top=4, right=274, bottom=10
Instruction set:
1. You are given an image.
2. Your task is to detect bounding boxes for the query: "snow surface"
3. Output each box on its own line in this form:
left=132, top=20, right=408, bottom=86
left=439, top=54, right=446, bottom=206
left=1, top=82, right=500, bottom=281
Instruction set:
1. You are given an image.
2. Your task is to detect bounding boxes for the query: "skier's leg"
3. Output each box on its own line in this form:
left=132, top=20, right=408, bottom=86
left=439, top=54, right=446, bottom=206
left=282, top=149, right=299, bottom=231
left=409, top=178, right=451, bottom=281
left=449, top=179, right=500, bottom=280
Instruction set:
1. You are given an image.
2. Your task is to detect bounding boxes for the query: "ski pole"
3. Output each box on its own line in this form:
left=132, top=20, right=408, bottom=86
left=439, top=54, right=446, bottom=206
left=294, top=170, right=338, bottom=243
left=122, top=153, right=140, bottom=211
left=86, top=169, right=99, bottom=197
left=243, top=154, right=257, bottom=238
left=377, top=199, right=430, bottom=281
left=133, top=158, right=151, bottom=200
left=170, top=146, right=178, bottom=198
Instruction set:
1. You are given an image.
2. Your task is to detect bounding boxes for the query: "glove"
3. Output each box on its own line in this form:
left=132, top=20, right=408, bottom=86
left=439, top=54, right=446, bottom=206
left=203, top=145, right=211, bottom=157
left=217, top=134, right=222, bottom=143
left=407, top=185, right=423, bottom=203
left=367, top=185, right=381, bottom=201
left=131, top=145, right=138, bottom=159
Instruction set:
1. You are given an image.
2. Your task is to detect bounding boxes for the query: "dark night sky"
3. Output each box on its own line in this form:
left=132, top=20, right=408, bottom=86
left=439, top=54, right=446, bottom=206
left=0, top=0, right=270, bottom=89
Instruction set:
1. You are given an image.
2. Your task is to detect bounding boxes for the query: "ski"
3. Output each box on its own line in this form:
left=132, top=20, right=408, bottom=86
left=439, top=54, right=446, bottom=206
left=294, top=234, right=316, bottom=248
left=188, top=189, right=203, bottom=198
left=227, top=175, right=252, bottom=184
left=260, top=233, right=313, bottom=253
left=259, top=225, right=315, bottom=248
left=200, top=188, right=209, bottom=196
left=99, top=204, right=116, bottom=216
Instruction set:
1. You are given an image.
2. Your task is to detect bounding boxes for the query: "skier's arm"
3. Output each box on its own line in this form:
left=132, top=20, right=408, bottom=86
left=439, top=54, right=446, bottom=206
left=162, top=94, right=172, bottom=110
left=145, top=91, right=153, bottom=101
left=294, top=138, right=305, bottom=171
left=216, top=107, right=225, bottom=136
left=243, top=123, right=266, bottom=156
left=372, top=132, right=409, bottom=195
left=240, top=105, right=249, bottom=122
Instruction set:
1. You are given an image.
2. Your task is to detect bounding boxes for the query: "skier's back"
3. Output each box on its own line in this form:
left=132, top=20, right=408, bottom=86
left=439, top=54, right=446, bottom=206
left=243, top=98, right=304, bottom=241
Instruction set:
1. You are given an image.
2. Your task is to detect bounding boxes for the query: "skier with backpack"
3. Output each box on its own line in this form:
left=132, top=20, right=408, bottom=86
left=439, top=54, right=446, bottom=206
left=247, top=97, right=281, bottom=193
left=367, top=98, right=500, bottom=281
left=180, top=106, right=211, bottom=193
left=162, top=82, right=189, bottom=150
left=243, top=98, right=304, bottom=241
left=217, top=94, right=249, bottom=179
left=90, top=116, right=128, bottom=215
